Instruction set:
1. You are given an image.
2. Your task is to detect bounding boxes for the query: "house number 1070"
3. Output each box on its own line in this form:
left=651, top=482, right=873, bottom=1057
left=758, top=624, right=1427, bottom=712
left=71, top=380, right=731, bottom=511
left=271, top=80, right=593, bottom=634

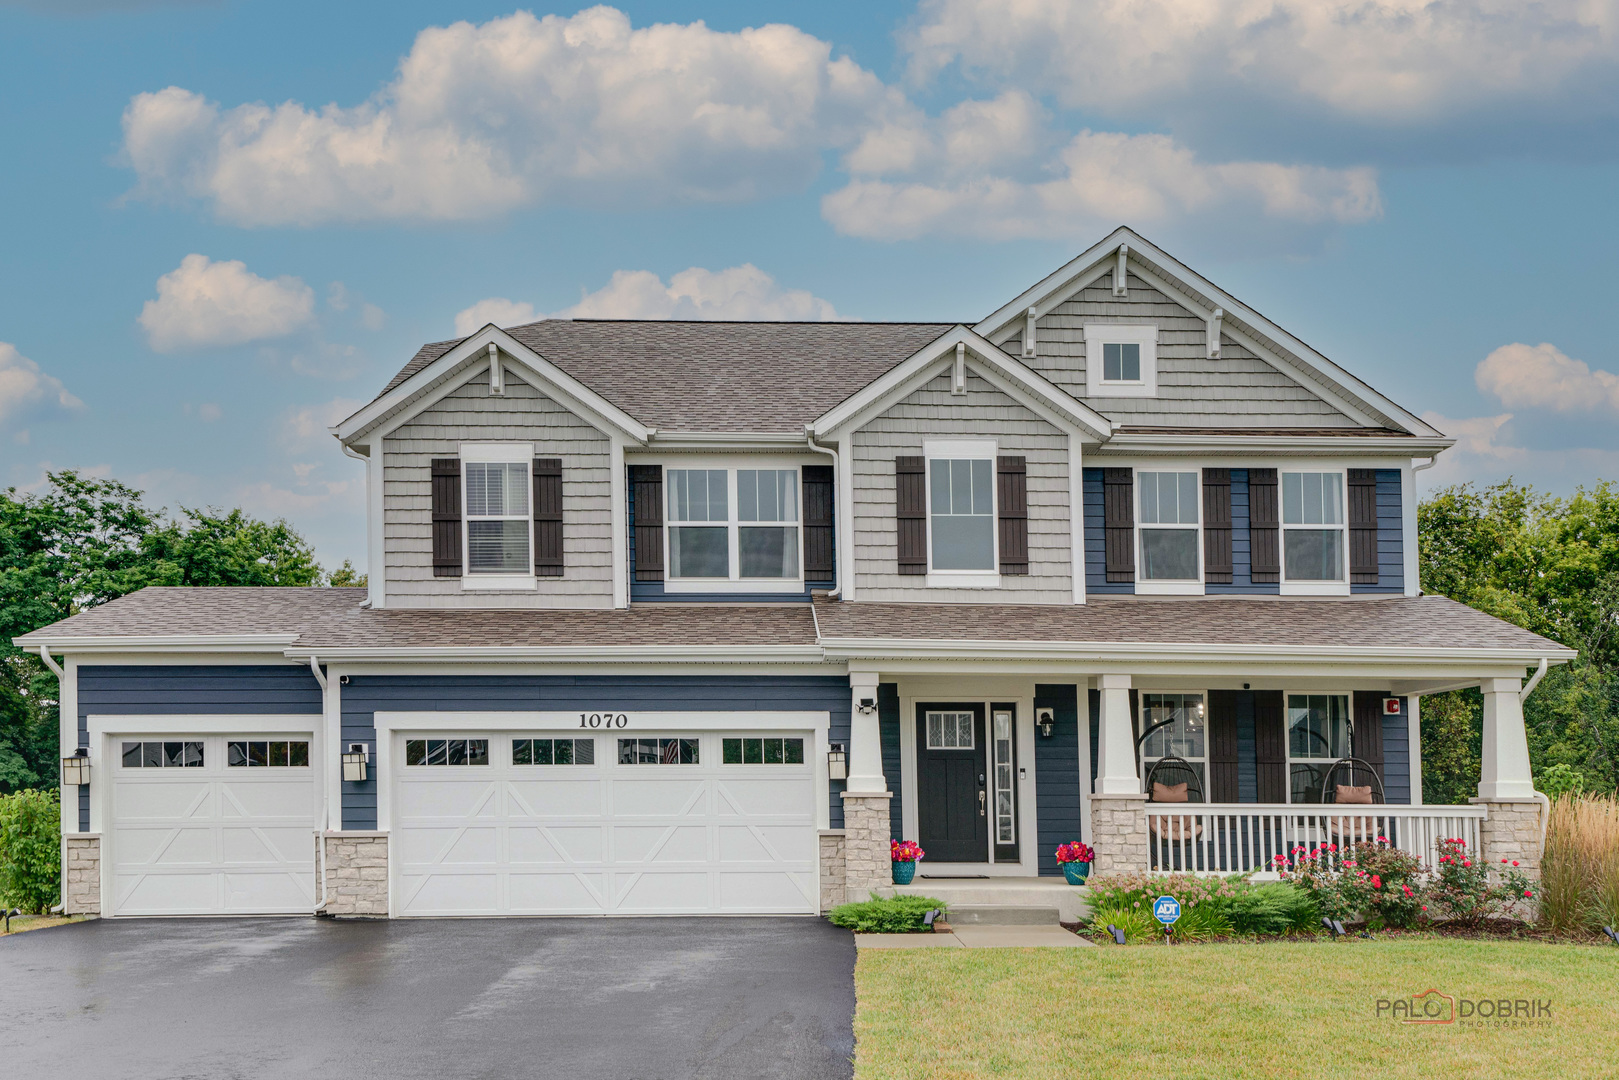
left=579, top=713, right=629, bottom=728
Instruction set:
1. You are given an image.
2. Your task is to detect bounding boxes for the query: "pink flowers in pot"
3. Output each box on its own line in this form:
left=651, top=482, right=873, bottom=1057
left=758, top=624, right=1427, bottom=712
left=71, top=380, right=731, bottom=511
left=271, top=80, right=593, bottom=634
left=891, top=840, right=924, bottom=863
left=1055, top=842, right=1095, bottom=865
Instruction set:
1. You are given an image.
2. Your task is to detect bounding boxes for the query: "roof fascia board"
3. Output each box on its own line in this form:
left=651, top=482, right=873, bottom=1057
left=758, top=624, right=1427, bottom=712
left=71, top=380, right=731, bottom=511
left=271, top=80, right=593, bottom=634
left=635, top=431, right=811, bottom=452
left=975, top=228, right=1133, bottom=337
left=338, top=325, right=651, bottom=445
left=812, top=326, right=1112, bottom=441
left=12, top=633, right=301, bottom=651
left=984, top=261, right=1113, bottom=346
left=817, top=638, right=1574, bottom=665
left=280, top=645, right=825, bottom=663
left=1097, top=433, right=1456, bottom=456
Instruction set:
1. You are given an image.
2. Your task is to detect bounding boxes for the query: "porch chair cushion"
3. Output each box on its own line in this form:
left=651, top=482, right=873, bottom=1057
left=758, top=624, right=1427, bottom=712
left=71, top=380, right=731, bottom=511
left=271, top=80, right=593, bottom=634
left=1148, top=813, right=1203, bottom=842
left=1335, top=784, right=1374, bottom=805
left=1152, top=781, right=1189, bottom=803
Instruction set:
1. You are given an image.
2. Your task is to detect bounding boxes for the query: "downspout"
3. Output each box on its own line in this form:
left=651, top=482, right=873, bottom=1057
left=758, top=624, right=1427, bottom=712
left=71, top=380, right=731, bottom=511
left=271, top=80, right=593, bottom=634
left=309, top=656, right=331, bottom=912
left=1520, top=657, right=1553, bottom=845
left=805, top=429, right=842, bottom=600
left=1411, top=455, right=1438, bottom=596
left=36, top=646, right=64, bottom=680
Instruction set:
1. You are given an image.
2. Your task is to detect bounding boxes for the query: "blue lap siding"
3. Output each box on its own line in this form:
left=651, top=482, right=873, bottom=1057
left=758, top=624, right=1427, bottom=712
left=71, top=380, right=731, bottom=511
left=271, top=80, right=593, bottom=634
left=1033, top=685, right=1081, bottom=876
left=1382, top=697, right=1412, bottom=804
left=338, top=674, right=849, bottom=830
left=879, top=683, right=903, bottom=841
left=75, top=665, right=323, bottom=832
left=1351, top=469, right=1405, bottom=595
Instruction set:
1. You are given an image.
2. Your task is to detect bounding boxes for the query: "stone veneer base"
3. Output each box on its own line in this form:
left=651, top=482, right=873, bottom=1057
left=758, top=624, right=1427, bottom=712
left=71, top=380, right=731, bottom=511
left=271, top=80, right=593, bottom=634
left=818, top=830, right=847, bottom=913
left=1471, top=796, right=1547, bottom=877
left=1088, top=793, right=1148, bottom=876
left=840, top=792, right=894, bottom=905
left=64, top=834, right=101, bottom=916
left=320, top=832, right=390, bottom=917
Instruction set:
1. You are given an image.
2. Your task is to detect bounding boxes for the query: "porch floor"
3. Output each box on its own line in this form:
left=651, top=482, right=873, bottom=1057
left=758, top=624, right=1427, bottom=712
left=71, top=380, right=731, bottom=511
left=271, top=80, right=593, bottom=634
left=879, top=876, right=1089, bottom=924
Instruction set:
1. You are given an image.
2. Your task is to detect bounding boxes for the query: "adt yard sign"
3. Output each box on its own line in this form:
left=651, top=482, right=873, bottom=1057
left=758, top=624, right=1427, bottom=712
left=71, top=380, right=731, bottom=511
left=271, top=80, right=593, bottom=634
left=1153, top=895, right=1181, bottom=925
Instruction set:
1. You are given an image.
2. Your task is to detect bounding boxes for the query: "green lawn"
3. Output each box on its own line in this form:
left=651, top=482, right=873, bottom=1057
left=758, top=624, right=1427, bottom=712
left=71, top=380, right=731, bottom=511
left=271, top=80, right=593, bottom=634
left=855, top=937, right=1618, bottom=1079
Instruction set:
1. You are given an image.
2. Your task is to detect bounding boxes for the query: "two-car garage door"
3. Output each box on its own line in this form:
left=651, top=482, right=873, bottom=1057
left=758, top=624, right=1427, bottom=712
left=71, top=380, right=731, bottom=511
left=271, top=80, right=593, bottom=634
left=393, top=731, right=818, bottom=916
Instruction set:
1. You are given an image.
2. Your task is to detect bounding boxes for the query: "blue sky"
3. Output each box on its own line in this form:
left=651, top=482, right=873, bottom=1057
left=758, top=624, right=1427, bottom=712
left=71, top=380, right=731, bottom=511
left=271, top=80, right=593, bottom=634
left=3, top=0, right=1618, bottom=569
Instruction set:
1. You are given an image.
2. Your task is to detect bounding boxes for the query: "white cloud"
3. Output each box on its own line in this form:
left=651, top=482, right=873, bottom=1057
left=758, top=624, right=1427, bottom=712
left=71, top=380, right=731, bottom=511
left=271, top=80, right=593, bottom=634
left=139, top=254, right=315, bottom=352
left=121, top=7, right=896, bottom=226
left=904, top=0, right=1619, bottom=124
left=0, top=342, right=84, bottom=427
left=454, top=298, right=539, bottom=336
left=825, top=114, right=1380, bottom=240
left=556, top=265, right=839, bottom=320
left=282, top=396, right=366, bottom=451
left=1475, top=342, right=1619, bottom=416
left=1420, top=410, right=1619, bottom=493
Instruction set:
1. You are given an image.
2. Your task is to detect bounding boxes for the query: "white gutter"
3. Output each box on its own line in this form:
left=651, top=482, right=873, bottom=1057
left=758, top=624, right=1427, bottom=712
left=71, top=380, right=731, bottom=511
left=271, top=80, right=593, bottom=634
left=14, top=633, right=300, bottom=652
left=35, top=646, right=64, bottom=680
left=1100, top=433, right=1456, bottom=457
left=279, top=644, right=827, bottom=663
left=816, top=637, right=1576, bottom=666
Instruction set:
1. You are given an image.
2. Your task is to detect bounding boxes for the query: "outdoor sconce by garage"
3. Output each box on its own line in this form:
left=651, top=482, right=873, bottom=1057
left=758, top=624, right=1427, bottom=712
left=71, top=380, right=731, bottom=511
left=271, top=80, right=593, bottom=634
left=1036, top=708, right=1056, bottom=738
left=827, top=744, right=848, bottom=782
left=342, top=744, right=370, bottom=783
left=60, top=747, right=90, bottom=786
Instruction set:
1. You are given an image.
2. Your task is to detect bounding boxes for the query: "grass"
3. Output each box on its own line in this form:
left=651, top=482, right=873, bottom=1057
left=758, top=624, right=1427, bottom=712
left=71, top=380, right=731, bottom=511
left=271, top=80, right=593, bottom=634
left=854, top=937, right=1619, bottom=1079
left=0, top=914, right=82, bottom=936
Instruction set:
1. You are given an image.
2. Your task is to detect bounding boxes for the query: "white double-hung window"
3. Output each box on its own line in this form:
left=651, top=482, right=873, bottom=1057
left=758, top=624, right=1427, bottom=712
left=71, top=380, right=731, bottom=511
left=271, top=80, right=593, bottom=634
left=666, top=465, right=801, bottom=591
left=1281, top=471, right=1346, bottom=591
left=461, top=443, right=534, bottom=589
left=924, top=439, right=997, bottom=587
left=1137, top=471, right=1200, bottom=590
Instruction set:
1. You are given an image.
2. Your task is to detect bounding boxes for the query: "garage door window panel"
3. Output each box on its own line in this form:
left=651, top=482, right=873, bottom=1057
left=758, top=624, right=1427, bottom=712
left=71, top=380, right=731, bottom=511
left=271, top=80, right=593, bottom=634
left=122, top=740, right=204, bottom=768
left=227, top=741, right=310, bottom=767
left=513, top=738, right=596, bottom=765
left=619, top=737, right=700, bottom=765
left=722, top=737, right=805, bottom=765
left=406, top=738, right=491, bottom=766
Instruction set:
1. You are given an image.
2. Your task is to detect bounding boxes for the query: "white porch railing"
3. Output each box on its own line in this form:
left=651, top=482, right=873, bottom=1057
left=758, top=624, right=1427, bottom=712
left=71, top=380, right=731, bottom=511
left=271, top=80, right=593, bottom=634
left=1141, top=803, right=1488, bottom=875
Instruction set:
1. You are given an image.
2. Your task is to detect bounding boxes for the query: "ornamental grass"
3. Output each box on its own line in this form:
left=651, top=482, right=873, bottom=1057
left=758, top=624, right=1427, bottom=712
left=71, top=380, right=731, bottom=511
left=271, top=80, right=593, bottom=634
left=1540, top=794, right=1619, bottom=935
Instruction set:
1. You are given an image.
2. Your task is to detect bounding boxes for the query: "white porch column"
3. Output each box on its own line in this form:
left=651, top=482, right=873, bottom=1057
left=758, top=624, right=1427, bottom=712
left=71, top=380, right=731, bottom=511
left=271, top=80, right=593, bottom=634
left=845, top=671, right=885, bottom=793
left=1478, top=677, right=1535, bottom=800
left=1095, top=673, right=1140, bottom=795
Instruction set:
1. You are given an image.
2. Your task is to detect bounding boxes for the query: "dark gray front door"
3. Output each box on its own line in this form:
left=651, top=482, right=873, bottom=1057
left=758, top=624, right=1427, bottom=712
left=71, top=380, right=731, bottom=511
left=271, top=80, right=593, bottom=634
left=916, top=703, right=987, bottom=863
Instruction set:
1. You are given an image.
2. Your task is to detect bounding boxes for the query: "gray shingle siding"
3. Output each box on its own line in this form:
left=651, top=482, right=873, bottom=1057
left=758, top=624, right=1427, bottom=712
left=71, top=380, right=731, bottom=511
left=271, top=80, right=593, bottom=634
left=338, top=675, right=849, bottom=830
left=76, top=665, right=323, bottom=831
left=1082, top=468, right=1132, bottom=594
left=1351, top=469, right=1404, bottom=595
left=1034, top=684, right=1081, bottom=876
left=383, top=369, right=615, bottom=609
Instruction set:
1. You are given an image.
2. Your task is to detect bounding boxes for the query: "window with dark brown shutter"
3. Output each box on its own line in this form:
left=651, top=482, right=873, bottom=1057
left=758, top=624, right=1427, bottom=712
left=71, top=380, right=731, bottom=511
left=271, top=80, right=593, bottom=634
left=896, top=456, right=927, bottom=575
left=802, top=464, right=834, bottom=581
left=1353, top=692, right=1387, bottom=787
left=996, top=455, right=1028, bottom=575
left=1207, top=689, right=1239, bottom=803
left=431, top=458, right=463, bottom=577
left=1348, top=469, right=1379, bottom=585
left=1249, top=468, right=1280, bottom=583
left=1202, top=468, right=1233, bottom=584
left=533, top=458, right=563, bottom=577
left=630, top=464, right=664, bottom=581
left=1254, top=690, right=1287, bottom=803
left=1103, top=467, right=1134, bottom=583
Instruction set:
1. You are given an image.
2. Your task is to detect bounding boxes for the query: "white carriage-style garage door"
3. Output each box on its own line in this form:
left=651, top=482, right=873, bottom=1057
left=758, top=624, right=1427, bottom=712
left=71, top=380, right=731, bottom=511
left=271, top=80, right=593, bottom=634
left=393, top=731, right=818, bottom=916
left=109, top=735, right=317, bottom=916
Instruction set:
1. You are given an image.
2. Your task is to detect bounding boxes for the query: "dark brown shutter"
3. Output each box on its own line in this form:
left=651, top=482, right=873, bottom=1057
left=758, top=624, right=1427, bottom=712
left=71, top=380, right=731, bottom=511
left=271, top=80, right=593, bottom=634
left=1103, top=468, right=1134, bottom=583
left=996, top=455, right=1028, bottom=576
left=1348, top=469, right=1379, bottom=585
left=1353, top=692, right=1387, bottom=786
left=896, top=456, right=927, bottom=575
left=533, top=458, right=563, bottom=578
left=630, top=464, right=663, bottom=581
left=1254, top=690, right=1288, bottom=803
left=1207, top=689, right=1239, bottom=803
left=1202, top=468, right=1233, bottom=584
left=1249, top=468, right=1280, bottom=583
left=802, top=465, right=834, bottom=580
left=431, top=458, right=462, bottom=578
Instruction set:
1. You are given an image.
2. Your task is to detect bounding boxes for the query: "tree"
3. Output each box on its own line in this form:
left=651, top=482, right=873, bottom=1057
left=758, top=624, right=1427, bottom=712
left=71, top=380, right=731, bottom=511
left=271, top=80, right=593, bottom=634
left=0, top=471, right=332, bottom=792
left=324, top=560, right=367, bottom=588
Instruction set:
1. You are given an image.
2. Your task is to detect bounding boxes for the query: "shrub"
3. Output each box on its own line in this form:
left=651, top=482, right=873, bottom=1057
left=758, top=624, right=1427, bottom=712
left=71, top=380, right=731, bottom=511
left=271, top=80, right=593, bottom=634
left=828, top=895, right=945, bottom=933
left=1424, top=837, right=1535, bottom=928
left=0, top=788, right=60, bottom=914
left=1281, top=838, right=1425, bottom=929
left=1541, top=794, right=1619, bottom=934
left=1213, top=882, right=1320, bottom=936
left=1084, top=872, right=1317, bottom=941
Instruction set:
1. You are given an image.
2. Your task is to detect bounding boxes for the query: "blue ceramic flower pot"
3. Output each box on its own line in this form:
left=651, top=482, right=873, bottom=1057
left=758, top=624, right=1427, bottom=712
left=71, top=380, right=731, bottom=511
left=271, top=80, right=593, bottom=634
left=893, top=860, right=917, bottom=885
left=1062, top=861, right=1090, bottom=885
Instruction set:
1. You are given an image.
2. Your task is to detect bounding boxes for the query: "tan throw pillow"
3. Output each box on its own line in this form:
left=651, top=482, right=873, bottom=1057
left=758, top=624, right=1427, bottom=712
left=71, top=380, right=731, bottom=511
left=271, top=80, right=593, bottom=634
left=1336, top=784, right=1374, bottom=805
left=1153, top=781, right=1189, bottom=803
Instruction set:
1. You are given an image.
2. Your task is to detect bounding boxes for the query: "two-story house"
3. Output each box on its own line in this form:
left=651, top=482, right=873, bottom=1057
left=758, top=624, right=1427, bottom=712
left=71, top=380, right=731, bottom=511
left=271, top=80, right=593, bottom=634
left=21, top=228, right=1570, bottom=920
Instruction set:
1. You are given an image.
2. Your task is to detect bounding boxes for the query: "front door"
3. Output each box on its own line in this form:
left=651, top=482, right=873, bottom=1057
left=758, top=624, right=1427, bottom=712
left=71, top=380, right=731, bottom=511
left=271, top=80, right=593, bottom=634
left=916, top=704, right=988, bottom=863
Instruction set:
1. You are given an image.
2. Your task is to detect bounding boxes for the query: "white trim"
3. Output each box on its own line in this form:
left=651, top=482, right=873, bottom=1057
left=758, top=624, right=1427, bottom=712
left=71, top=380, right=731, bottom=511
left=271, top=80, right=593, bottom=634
left=610, top=437, right=629, bottom=608
left=60, top=658, right=77, bottom=843
left=835, top=436, right=856, bottom=600
left=460, top=574, right=539, bottom=592
left=923, top=438, right=997, bottom=458
left=1083, top=324, right=1159, bottom=398
left=926, top=572, right=1002, bottom=589
left=664, top=578, right=807, bottom=594
left=1401, top=460, right=1420, bottom=598
left=459, top=441, right=533, bottom=462
left=1099, top=433, right=1454, bottom=456
left=1407, top=693, right=1424, bottom=806
left=1069, top=436, right=1086, bottom=604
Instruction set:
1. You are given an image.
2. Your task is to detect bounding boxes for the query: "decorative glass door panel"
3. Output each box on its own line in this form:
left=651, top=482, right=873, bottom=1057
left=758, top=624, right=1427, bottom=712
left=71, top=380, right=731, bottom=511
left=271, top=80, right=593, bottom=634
left=991, top=703, right=1019, bottom=862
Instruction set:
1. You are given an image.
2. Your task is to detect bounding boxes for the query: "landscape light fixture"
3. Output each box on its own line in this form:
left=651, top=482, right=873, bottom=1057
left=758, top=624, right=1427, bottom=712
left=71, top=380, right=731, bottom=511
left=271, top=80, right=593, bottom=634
left=60, top=748, right=89, bottom=787
left=827, top=745, right=848, bottom=782
left=1107, top=924, right=1127, bottom=946
left=342, top=744, right=369, bottom=783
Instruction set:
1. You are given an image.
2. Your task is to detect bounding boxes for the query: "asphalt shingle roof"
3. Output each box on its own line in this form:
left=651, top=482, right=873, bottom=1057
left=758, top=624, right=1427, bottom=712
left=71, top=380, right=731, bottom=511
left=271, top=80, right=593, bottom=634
left=380, top=320, right=955, bottom=433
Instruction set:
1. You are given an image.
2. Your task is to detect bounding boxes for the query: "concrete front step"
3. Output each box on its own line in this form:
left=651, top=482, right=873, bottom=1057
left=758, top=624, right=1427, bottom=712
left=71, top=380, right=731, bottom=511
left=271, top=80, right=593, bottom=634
left=880, top=877, right=1090, bottom=924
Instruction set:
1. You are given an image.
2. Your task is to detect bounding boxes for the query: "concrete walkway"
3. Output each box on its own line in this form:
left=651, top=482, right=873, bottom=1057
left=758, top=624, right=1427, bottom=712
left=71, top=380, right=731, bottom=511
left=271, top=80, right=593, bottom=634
left=856, top=925, right=1093, bottom=949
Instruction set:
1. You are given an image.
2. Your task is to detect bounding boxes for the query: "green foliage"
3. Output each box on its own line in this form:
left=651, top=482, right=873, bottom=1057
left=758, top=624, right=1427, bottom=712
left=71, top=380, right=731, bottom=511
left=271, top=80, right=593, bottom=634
left=0, top=788, right=60, bottom=913
left=827, top=895, right=947, bottom=933
left=0, top=470, right=341, bottom=791
left=1088, top=903, right=1161, bottom=944
left=325, top=560, right=367, bottom=588
left=1420, top=689, right=1483, bottom=805
left=1423, top=837, right=1535, bottom=929
left=1283, top=839, right=1426, bottom=929
left=1212, top=881, right=1321, bottom=935
left=1084, top=872, right=1318, bottom=942
left=1538, top=763, right=1589, bottom=799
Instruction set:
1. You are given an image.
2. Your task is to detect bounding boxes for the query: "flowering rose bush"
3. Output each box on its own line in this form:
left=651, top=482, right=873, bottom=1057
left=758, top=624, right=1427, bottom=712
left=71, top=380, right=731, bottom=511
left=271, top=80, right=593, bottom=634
left=1424, top=837, right=1536, bottom=928
left=1055, top=841, right=1095, bottom=864
left=1280, top=837, right=1424, bottom=929
left=891, top=840, right=924, bottom=863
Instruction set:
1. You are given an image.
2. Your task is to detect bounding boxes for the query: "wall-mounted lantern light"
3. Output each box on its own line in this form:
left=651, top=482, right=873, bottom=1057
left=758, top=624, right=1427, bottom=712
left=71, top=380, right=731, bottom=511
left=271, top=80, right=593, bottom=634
left=342, top=744, right=369, bottom=783
left=1036, top=708, right=1056, bottom=738
left=827, top=744, right=848, bottom=781
left=60, top=747, right=90, bottom=786
left=856, top=697, right=876, bottom=715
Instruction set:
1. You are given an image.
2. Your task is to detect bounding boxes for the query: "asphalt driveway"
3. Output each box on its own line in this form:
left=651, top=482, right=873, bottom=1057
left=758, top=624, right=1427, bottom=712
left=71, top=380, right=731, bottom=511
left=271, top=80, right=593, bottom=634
left=1, top=916, right=856, bottom=1080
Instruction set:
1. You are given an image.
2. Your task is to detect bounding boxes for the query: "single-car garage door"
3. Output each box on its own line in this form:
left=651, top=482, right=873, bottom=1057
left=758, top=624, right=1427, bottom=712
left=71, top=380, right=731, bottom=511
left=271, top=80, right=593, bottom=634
left=109, top=734, right=317, bottom=916
left=394, top=730, right=818, bottom=916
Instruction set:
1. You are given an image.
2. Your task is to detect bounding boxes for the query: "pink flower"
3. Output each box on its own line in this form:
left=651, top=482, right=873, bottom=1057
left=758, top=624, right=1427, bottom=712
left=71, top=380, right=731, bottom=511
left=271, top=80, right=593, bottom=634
left=1524, top=890, right=1534, bottom=898
left=1462, top=859, right=1471, bottom=868
left=1372, top=874, right=1382, bottom=889
left=1512, top=861, right=1519, bottom=867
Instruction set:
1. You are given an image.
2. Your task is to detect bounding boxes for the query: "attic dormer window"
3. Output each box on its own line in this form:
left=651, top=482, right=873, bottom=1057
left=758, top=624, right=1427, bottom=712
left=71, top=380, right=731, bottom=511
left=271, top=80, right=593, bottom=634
left=1083, top=324, right=1158, bottom=398
left=1102, top=343, right=1141, bottom=382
